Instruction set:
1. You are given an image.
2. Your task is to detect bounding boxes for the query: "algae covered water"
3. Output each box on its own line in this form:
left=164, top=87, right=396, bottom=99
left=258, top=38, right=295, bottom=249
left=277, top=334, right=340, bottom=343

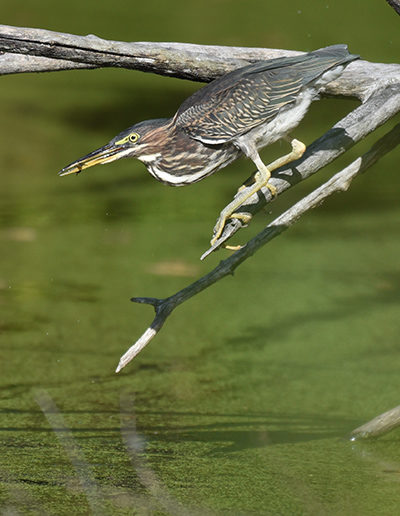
left=1, top=0, right=400, bottom=513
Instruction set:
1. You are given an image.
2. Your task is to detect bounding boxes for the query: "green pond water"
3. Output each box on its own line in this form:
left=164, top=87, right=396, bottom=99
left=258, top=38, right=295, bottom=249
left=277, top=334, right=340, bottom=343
left=1, top=1, right=400, bottom=514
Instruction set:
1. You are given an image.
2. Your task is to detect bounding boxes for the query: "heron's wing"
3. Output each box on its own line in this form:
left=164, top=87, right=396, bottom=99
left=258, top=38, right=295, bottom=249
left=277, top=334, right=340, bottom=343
left=175, top=72, right=303, bottom=143
left=174, top=45, right=356, bottom=143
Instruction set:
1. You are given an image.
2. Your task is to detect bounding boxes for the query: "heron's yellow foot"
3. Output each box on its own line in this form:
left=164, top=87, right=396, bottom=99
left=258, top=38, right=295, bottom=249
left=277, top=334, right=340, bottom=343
left=289, top=138, right=306, bottom=158
left=210, top=137, right=305, bottom=248
left=230, top=212, right=253, bottom=225
left=211, top=212, right=252, bottom=246
left=265, top=181, right=277, bottom=197
left=225, top=244, right=243, bottom=251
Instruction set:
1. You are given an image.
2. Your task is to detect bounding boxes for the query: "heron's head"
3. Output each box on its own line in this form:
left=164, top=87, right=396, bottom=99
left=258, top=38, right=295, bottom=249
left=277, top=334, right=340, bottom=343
left=59, top=118, right=171, bottom=176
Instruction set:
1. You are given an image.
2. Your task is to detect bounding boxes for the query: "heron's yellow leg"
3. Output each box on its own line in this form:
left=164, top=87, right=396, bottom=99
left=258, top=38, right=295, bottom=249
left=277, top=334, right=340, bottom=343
left=211, top=139, right=306, bottom=246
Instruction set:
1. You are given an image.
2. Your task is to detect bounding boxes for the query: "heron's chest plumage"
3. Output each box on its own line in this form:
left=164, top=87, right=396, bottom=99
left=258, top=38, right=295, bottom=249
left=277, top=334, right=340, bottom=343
left=137, top=131, right=241, bottom=186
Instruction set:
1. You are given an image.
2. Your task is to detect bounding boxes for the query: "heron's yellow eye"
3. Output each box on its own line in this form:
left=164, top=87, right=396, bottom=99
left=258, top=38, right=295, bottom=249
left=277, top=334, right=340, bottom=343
left=129, top=132, right=139, bottom=143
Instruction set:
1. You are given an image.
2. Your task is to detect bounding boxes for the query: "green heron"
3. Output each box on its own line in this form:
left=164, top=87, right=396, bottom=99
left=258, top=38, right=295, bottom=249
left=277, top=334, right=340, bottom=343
left=59, top=44, right=359, bottom=245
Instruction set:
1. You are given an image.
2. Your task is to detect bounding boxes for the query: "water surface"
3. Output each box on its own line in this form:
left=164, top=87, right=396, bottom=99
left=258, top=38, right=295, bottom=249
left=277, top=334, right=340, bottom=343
left=1, top=1, right=400, bottom=514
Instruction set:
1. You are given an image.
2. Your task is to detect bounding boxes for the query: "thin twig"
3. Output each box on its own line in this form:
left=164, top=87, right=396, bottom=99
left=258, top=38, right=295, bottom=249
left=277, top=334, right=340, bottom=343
left=115, top=123, right=400, bottom=372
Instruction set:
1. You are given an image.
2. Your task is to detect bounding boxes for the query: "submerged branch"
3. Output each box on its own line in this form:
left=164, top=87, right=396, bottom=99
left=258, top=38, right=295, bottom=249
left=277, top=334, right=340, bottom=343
left=351, top=404, right=400, bottom=439
left=116, top=123, right=400, bottom=372
left=35, top=389, right=107, bottom=513
left=120, top=393, right=208, bottom=515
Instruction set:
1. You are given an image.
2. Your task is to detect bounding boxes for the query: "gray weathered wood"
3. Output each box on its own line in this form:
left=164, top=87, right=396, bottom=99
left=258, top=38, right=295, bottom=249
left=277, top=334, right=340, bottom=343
left=0, top=25, right=399, bottom=102
left=351, top=404, right=400, bottom=439
left=0, top=25, right=280, bottom=80
left=386, top=0, right=400, bottom=15
left=0, top=52, right=96, bottom=74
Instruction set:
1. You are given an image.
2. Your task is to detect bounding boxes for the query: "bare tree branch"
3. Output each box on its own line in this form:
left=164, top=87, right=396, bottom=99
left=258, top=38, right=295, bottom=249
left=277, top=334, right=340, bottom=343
left=0, top=25, right=290, bottom=80
left=1, top=25, right=398, bottom=255
left=0, top=51, right=96, bottom=74
left=116, top=123, right=400, bottom=372
left=0, top=24, right=399, bottom=103
left=386, top=0, right=400, bottom=15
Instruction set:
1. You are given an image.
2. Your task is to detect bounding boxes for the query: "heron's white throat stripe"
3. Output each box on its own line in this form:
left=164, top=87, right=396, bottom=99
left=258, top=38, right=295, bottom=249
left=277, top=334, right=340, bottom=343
left=137, top=153, right=162, bottom=164
left=140, top=156, right=220, bottom=185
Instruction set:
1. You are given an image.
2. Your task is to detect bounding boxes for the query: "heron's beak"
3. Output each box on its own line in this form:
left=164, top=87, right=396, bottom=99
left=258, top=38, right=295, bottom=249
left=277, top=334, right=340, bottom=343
left=58, top=143, right=127, bottom=176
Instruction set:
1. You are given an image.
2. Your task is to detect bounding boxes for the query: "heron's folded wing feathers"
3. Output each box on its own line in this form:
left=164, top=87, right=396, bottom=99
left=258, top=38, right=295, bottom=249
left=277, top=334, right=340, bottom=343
left=174, top=44, right=357, bottom=143
left=175, top=71, right=305, bottom=143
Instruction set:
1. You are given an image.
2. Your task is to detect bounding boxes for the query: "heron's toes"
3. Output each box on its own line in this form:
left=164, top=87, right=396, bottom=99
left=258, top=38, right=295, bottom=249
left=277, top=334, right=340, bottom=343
left=230, top=212, right=252, bottom=224
left=211, top=215, right=226, bottom=246
left=291, top=138, right=306, bottom=158
left=211, top=211, right=253, bottom=247
left=224, top=244, right=243, bottom=251
left=265, top=181, right=277, bottom=197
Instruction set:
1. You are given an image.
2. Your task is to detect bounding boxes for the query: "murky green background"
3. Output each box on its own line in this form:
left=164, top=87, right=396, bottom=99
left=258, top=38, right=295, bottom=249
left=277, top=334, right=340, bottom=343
left=1, top=1, right=400, bottom=514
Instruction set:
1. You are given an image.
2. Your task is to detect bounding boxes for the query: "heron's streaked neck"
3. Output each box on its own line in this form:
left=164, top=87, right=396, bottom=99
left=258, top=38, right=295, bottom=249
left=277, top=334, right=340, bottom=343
left=136, top=122, right=185, bottom=166
left=136, top=124, right=240, bottom=187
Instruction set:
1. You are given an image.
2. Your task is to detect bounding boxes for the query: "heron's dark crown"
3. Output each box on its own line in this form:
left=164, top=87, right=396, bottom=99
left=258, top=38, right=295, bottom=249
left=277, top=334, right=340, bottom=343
left=111, top=118, right=169, bottom=141
left=110, top=117, right=216, bottom=164
left=110, top=118, right=174, bottom=155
